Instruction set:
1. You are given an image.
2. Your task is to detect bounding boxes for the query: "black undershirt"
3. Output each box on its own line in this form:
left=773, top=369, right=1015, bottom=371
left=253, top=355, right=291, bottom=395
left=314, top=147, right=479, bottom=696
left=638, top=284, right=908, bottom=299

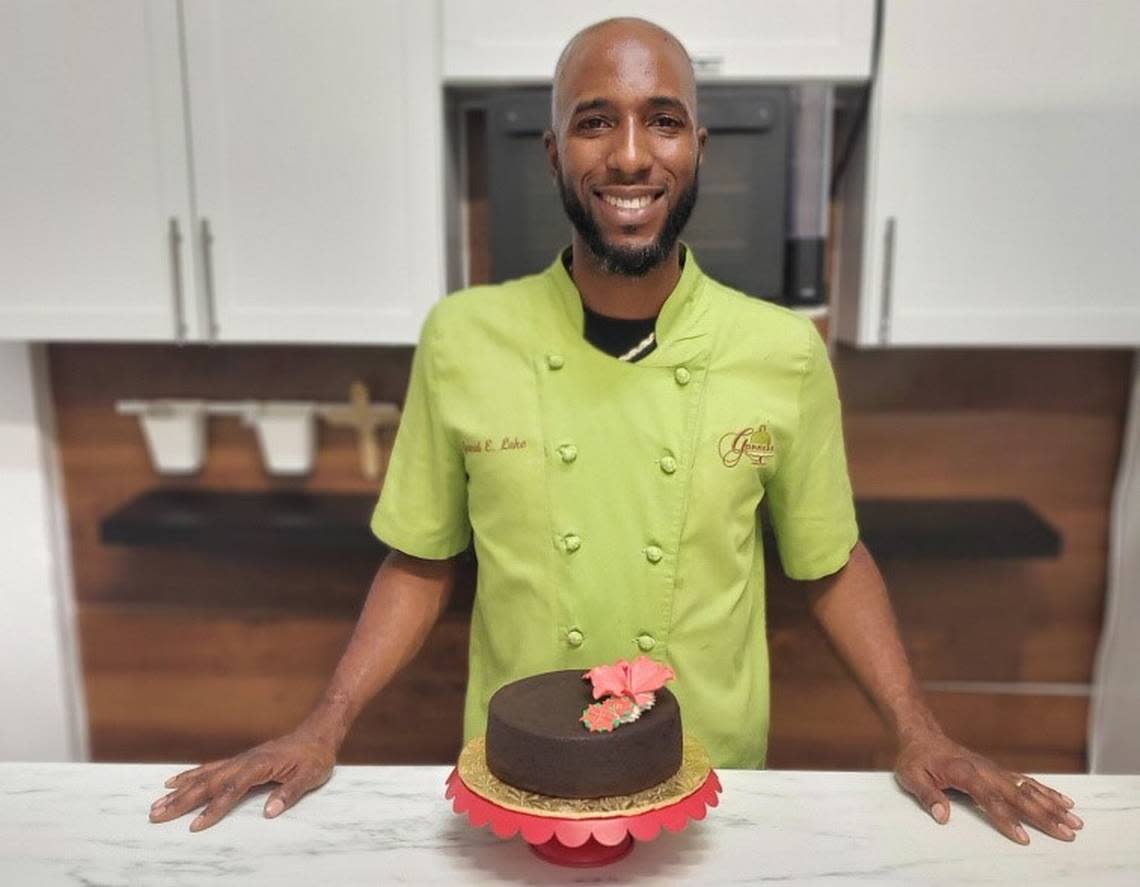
left=582, top=303, right=658, bottom=362
left=563, top=247, right=688, bottom=362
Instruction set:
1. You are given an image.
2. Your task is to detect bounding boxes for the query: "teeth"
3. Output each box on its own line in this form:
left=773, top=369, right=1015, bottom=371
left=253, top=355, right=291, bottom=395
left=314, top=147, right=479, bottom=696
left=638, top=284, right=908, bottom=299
left=603, top=194, right=654, bottom=209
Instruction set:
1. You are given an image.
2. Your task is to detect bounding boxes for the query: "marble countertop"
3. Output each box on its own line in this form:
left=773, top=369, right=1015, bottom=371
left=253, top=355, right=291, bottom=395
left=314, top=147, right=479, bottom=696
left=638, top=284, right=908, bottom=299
left=1, top=763, right=1137, bottom=885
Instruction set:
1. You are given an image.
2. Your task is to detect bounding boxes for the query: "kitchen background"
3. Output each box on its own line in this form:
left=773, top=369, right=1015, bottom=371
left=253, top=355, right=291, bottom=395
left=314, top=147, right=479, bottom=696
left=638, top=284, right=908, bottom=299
left=2, top=1, right=1139, bottom=775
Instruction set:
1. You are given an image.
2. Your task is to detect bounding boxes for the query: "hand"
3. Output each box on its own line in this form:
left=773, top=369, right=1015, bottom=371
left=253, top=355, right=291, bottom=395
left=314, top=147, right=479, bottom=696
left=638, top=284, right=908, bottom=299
left=148, top=727, right=337, bottom=832
left=894, top=730, right=1083, bottom=845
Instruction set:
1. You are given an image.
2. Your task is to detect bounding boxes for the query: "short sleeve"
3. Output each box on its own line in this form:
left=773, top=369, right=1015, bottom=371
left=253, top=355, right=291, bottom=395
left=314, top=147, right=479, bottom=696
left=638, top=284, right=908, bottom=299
left=370, top=307, right=471, bottom=559
left=766, top=321, right=859, bottom=580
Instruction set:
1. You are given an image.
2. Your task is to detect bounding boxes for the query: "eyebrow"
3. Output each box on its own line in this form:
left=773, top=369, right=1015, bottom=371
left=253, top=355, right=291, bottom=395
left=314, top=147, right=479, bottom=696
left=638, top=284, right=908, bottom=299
left=646, top=96, right=688, bottom=114
left=571, top=98, right=613, bottom=116
left=570, top=96, right=690, bottom=116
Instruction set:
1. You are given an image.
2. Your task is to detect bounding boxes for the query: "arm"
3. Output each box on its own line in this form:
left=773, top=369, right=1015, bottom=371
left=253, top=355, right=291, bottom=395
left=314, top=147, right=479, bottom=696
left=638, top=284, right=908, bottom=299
left=149, top=549, right=457, bottom=832
left=801, top=540, right=1082, bottom=845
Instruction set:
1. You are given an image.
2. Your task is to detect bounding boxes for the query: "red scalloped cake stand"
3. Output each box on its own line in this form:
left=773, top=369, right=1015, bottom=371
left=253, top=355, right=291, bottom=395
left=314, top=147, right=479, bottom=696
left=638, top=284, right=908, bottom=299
left=444, top=768, right=722, bottom=867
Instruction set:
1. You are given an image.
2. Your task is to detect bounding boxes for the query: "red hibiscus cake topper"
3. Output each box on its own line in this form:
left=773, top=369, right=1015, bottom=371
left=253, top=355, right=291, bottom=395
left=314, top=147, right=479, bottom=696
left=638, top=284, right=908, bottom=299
left=579, top=656, right=676, bottom=732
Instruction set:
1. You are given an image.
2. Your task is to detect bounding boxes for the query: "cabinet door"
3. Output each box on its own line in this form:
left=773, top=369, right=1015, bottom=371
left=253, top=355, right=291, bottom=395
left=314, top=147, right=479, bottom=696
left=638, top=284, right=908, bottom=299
left=0, top=0, right=195, bottom=341
left=837, top=0, right=1140, bottom=347
left=443, top=0, right=874, bottom=82
left=182, top=1, right=443, bottom=344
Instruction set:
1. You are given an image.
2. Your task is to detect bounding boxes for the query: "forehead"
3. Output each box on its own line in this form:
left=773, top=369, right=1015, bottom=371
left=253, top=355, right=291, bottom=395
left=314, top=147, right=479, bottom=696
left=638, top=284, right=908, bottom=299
left=553, top=29, right=695, bottom=121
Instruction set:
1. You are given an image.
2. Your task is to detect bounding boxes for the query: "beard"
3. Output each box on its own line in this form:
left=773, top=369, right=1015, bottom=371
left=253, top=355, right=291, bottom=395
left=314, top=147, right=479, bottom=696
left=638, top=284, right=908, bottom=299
left=557, top=172, right=699, bottom=277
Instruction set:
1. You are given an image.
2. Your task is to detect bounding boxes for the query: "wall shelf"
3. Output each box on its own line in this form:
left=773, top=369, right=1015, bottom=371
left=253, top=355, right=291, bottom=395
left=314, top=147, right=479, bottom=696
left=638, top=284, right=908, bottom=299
left=100, top=489, right=1061, bottom=560
left=100, top=489, right=383, bottom=552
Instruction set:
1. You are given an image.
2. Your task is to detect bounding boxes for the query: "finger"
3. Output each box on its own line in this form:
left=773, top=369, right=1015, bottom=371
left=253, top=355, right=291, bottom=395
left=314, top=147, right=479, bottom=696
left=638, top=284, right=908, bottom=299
left=1016, top=780, right=1083, bottom=834
left=188, top=775, right=259, bottom=832
left=149, top=781, right=213, bottom=824
left=972, top=791, right=1031, bottom=845
left=937, top=759, right=1026, bottom=844
left=263, top=766, right=333, bottom=819
left=1010, top=775, right=1083, bottom=830
left=1022, top=776, right=1078, bottom=816
left=1020, top=780, right=1082, bottom=830
left=895, top=767, right=952, bottom=824
left=163, top=760, right=226, bottom=790
left=1006, top=782, right=1076, bottom=842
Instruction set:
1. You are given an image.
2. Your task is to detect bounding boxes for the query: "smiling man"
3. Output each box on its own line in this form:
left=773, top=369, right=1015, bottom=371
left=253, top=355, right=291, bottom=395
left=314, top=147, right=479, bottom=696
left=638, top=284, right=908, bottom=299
left=150, top=18, right=1082, bottom=847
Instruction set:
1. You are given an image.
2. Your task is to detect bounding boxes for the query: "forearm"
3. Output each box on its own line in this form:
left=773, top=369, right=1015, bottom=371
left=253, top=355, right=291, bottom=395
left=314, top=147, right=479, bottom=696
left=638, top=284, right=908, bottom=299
left=297, top=549, right=457, bottom=750
left=804, top=540, right=942, bottom=745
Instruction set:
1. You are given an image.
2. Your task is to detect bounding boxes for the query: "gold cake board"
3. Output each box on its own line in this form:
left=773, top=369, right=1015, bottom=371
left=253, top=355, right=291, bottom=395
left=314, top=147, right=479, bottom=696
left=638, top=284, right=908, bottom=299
left=456, top=733, right=712, bottom=820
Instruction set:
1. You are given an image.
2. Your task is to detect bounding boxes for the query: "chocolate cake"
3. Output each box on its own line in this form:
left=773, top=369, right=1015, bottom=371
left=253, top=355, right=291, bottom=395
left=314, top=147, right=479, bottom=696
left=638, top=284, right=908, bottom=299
left=485, top=669, right=683, bottom=798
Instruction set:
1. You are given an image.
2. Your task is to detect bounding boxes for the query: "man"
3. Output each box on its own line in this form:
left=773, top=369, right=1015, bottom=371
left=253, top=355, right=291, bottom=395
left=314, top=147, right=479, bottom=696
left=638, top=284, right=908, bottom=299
left=150, top=18, right=1082, bottom=845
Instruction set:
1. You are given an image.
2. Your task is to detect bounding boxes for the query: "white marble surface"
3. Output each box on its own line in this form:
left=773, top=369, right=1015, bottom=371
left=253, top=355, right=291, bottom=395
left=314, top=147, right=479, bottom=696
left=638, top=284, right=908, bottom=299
left=0, top=763, right=1137, bottom=885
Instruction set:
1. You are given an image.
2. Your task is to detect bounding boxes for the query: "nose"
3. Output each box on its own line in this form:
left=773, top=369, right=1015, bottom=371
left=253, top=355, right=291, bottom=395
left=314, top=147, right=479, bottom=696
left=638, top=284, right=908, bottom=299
left=606, top=117, right=653, bottom=178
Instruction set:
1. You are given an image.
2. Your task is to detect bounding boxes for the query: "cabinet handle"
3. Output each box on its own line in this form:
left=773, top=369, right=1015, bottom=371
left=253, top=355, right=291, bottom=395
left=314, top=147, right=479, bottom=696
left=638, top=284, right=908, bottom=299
left=168, top=218, right=188, bottom=341
left=200, top=218, right=220, bottom=339
left=879, top=216, right=896, bottom=345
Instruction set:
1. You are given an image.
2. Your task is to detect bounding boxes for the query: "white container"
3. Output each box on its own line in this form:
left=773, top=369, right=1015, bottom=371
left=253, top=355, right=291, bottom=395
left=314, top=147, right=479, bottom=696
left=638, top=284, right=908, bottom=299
left=244, top=402, right=316, bottom=476
left=118, top=400, right=207, bottom=475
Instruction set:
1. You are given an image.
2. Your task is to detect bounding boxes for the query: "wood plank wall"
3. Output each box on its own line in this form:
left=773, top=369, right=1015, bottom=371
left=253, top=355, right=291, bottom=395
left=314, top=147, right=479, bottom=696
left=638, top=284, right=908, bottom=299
left=767, top=346, right=1132, bottom=772
left=49, top=344, right=474, bottom=764
left=48, top=339, right=1131, bottom=773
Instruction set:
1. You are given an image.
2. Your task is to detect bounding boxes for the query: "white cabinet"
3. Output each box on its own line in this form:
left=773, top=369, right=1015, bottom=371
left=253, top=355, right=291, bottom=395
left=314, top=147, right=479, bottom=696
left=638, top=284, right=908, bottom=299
left=1, top=1, right=443, bottom=345
left=182, top=1, right=443, bottom=344
left=834, top=0, right=1140, bottom=347
left=442, top=0, right=875, bottom=83
left=0, top=1, right=193, bottom=341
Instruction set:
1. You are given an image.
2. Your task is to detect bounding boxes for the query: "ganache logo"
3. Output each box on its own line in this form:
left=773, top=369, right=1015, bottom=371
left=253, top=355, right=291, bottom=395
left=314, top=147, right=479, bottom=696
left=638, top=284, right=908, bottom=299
left=718, top=425, right=776, bottom=468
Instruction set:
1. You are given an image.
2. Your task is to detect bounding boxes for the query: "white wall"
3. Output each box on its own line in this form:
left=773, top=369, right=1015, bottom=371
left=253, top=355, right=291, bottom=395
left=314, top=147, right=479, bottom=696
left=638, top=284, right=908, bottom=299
left=1090, top=352, right=1140, bottom=772
left=0, top=343, right=87, bottom=761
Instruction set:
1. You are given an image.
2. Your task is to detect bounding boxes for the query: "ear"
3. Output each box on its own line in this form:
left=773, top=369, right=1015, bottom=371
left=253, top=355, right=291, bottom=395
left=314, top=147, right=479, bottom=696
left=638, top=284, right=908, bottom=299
left=543, top=129, right=560, bottom=180
left=696, top=127, right=709, bottom=167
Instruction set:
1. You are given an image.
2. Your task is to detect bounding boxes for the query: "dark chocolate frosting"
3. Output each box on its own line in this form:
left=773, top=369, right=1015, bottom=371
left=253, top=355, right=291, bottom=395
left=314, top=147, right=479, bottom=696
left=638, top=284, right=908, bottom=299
left=485, top=669, right=683, bottom=798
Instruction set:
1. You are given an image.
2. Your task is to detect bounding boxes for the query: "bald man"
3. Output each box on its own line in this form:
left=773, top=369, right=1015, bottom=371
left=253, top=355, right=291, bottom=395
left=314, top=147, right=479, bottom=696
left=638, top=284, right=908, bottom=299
left=149, top=18, right=1082, bottom=846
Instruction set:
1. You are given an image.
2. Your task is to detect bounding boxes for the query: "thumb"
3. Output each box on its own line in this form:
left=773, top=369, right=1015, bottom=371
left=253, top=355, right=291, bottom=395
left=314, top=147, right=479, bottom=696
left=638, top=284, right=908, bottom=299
left=264, top=767, right=331, bottom=819
left=896, top=768, right=951, bottom=825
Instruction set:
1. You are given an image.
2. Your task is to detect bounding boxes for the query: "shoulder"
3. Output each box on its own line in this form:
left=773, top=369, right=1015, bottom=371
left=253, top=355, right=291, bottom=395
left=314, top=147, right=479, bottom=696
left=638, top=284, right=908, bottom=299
left=420, top=271, right=550, bottom=346
left=700, top=275, right=819, bottom=364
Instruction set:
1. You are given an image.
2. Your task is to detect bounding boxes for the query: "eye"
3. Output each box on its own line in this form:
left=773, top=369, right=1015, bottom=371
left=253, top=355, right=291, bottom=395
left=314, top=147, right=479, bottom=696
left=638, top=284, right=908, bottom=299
left=578, top=116, right=610, bottom=130
left=653, top=116, right=684, bottom=129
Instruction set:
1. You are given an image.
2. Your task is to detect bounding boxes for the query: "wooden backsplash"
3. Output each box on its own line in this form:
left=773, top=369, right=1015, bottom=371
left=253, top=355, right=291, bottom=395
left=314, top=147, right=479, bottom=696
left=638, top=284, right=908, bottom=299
left=49, top=340, right=1133, bottom=771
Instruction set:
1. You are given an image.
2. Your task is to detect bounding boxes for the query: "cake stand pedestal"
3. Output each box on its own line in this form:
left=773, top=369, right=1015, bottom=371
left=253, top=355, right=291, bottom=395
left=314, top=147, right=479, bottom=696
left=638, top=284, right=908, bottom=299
left=530, top=834, right=634, bottom=866
left=444, top=767, right=722, bottom=868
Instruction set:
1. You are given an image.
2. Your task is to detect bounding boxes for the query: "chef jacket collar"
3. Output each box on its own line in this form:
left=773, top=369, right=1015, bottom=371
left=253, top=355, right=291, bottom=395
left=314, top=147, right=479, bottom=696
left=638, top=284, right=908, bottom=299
left=545, top=241, right=709, bottom=360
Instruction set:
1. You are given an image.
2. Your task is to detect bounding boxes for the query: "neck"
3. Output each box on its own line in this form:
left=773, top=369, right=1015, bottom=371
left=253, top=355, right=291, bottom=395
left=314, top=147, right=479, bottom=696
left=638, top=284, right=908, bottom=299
left=567, top=234, right=682, bottom=320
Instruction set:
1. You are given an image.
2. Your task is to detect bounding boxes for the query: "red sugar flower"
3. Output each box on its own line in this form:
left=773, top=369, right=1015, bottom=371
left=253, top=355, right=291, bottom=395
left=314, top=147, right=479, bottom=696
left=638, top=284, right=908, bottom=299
left=580, top=702, right=618, bottom=732
left=582, top=655, right=675, bottom=707
left=603, top=696, right=637, bottom=720
left=578, top=656, right=676, bottom=730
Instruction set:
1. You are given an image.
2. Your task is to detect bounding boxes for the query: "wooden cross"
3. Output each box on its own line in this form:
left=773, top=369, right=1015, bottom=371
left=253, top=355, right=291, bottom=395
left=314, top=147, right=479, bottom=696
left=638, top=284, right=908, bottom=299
left=319, top=381, right=401, bottom=481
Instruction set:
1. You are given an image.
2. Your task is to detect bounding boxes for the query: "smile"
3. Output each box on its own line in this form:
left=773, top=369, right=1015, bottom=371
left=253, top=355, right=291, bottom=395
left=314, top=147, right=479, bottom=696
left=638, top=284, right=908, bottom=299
left=602, top=194, right=656, bottom=209
left=592, top=189, right=665, bottom=225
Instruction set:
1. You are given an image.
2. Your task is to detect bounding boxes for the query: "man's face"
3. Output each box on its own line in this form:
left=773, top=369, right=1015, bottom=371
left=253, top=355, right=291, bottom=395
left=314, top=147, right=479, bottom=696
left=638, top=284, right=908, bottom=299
left=546, top=27, right=707, bottom=277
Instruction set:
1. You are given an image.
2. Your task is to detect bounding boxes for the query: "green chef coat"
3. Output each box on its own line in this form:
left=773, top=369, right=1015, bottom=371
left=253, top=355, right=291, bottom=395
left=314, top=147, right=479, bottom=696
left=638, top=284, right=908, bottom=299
left=370, top=247, right=859, bottom=768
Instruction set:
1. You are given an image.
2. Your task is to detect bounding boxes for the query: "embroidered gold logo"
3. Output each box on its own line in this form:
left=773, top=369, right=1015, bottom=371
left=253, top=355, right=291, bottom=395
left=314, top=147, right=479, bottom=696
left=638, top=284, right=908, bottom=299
left=718, top=425, right=775, bottom=468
